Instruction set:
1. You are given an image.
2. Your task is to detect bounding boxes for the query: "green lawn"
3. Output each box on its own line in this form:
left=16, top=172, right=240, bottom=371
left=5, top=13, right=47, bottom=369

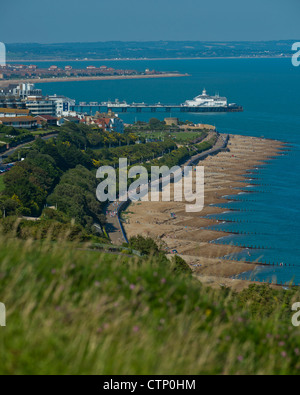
left=0, top=234, right=299, bottom=375
left=137, top=130, right=207, bottom=143
left=0, top=176, right=5, bottom=192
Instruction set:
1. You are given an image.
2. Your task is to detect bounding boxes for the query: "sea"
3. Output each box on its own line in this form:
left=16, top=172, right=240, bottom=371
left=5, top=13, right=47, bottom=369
left=31, top=58, right=300, bottom=285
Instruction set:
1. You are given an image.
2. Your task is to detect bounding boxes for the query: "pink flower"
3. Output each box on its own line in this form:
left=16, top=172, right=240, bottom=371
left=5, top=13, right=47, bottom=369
left=130, top=284, right=136, bottom=290
left=281, top=352, right=287, bottom=358
left=133, top=326, right=140, bottom=333
left=161, top=278, right=166, bottom=284
left=237, top=356, right=244, bottom=362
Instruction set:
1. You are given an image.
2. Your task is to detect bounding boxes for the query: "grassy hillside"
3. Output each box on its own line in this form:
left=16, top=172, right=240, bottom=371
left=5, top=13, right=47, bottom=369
left=0, top=234, right=299, bottom=375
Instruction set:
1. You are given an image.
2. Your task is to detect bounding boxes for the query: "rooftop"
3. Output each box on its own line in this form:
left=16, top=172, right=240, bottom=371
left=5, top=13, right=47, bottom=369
left=35, top=115, right=58, bottom=121
left=0, top=116, right=36, bottom=122
left=0, top=108, right=30, bottom=114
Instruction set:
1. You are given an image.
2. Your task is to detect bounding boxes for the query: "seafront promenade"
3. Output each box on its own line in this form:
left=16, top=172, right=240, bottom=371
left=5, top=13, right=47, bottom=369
left=105, top=133, right=229, bottom=245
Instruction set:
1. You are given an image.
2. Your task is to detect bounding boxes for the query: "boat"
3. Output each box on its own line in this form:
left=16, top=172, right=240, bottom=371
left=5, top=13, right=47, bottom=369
left=181, top=89, right=241, bottom=111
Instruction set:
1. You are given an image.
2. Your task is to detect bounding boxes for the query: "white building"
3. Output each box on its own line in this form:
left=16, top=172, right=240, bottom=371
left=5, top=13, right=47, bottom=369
left=48, top=95, right=76, bottom=117
left=13, top=83, right=42, bottom=99
left=25, top=96, right=57, bottom=116
left=109, top=116, right=124, bottom=134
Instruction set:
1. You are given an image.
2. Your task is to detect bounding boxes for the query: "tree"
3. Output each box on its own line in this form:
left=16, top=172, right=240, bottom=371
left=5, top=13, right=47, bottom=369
left=129, top=236, right=160, bottom=256
left=171, top=255, right=192, bottom=275
left=149, top=118, right=162, bottom=130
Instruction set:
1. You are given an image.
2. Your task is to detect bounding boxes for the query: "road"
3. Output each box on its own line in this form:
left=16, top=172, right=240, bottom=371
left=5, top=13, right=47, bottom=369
left=1, top=133, right=58, bottom=160
left=105, top=133, right=229, bottom=245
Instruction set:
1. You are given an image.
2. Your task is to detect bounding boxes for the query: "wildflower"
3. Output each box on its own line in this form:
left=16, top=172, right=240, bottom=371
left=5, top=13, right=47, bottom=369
left=95, top=281, right=101, bottom=287
left=278, top=341, right=285, bottom=347
left=281, top=352, right=287, bottom=358
left=161, top=278, right=166, bottom=284
left=294, top=348, right=300, bottom=356
left=133, top=326, right=140, bottom=333
left=237, top=356, right=244, bottom=362
left=130, top=284, right=136, bottom=290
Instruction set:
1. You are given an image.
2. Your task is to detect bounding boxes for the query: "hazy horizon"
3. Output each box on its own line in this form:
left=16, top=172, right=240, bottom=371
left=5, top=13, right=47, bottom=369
left=5, top=39, right=299, bottom=45
left=1, top=0, right=300, bottom=44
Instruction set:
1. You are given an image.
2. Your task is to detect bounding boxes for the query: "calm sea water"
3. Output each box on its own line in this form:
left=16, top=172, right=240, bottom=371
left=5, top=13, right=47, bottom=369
left=35, top=58, right=300, bottom=285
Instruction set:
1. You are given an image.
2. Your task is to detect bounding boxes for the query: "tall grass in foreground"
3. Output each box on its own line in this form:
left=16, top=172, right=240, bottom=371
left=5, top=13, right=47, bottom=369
left=0, top=235, right=299, bottom=375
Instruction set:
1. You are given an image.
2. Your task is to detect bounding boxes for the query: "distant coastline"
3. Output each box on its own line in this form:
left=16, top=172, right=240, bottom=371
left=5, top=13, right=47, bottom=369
left=5, top=39, right=295, bottom=63
left=0, top=73, right=188, bottom=87
left=6, top=56, right=290, bottom=63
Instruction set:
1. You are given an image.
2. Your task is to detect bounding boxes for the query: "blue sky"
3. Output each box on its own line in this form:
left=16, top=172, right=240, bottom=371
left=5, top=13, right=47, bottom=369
left=1, top=0, right=299, bottom=43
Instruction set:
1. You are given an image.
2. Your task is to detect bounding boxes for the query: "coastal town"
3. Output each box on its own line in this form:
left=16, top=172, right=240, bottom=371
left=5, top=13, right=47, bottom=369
left=0, top=82, right=126, bottom=133
left=1, top=0, right=299, bottom=378
left=0, top=63, right=185, bottom=86
left=0, top=63, right=172, bottom=81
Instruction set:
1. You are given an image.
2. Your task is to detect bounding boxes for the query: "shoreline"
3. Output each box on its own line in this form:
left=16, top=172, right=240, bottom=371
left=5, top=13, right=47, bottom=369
left=0, top=73, right=188, bottom=87
left=122, top=134, right=286, bottom=292
left=6, top=56, right=290, bottom=63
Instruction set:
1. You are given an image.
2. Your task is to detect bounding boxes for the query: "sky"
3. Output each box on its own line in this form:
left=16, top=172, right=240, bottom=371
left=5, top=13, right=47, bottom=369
left=0, top=0, right=299, bottom=43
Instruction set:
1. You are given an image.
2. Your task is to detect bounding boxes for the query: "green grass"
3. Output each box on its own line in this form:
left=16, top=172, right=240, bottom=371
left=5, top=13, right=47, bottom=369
left=138, top=131, right=207, bottom=143
left=0, top=235, right=299, bottom=375
left=0, top=176, right=5, bottom=192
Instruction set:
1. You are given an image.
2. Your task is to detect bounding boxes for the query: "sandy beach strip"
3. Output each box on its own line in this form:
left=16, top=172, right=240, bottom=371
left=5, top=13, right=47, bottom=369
left=122, top=134, right=286, bottom=291
left=0, top=73, right=187, bottom=87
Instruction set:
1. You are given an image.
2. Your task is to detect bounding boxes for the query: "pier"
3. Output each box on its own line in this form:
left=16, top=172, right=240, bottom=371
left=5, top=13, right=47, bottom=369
left=70, top=102, right=243, bottom=114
